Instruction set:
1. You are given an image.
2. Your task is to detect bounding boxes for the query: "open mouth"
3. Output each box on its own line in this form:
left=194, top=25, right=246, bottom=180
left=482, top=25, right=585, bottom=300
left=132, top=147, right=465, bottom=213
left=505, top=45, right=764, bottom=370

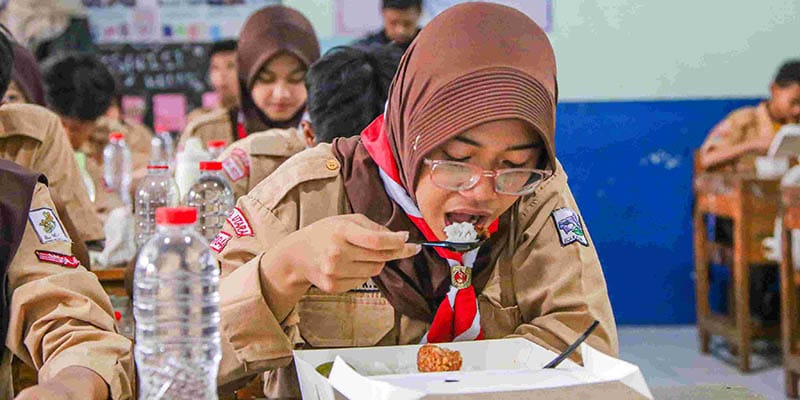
left=444, top=211, right=490, bottom=229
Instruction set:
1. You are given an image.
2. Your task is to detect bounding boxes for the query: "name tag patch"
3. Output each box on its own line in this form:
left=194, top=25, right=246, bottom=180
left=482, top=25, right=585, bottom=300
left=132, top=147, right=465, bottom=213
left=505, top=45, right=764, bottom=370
left=35, top=250, right=80, bottom=268
left=226, top=208, right=253, bottom=237
left=29, top=208, right=70, bottom=244
left=210, top=231, right=232, bottom=253
left=222, top=148, right=250, bottom=182
left=552, top=208, right=588, bottom=247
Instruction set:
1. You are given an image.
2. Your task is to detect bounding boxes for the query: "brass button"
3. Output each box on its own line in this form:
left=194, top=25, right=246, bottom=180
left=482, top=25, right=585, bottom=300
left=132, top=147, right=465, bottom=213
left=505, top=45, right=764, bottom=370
left=325, top=159, right=340, bottom=171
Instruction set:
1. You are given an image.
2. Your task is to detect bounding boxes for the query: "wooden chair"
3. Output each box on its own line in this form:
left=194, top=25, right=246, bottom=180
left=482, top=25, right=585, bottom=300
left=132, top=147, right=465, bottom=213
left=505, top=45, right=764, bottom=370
left=693, top=163, right=782, bottom=371
left=781, top=186, right=800, bottom=398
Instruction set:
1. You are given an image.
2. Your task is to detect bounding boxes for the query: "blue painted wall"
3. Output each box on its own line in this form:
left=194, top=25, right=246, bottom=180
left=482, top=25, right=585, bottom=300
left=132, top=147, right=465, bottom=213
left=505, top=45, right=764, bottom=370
left=556, top=98, right=762, bottom=324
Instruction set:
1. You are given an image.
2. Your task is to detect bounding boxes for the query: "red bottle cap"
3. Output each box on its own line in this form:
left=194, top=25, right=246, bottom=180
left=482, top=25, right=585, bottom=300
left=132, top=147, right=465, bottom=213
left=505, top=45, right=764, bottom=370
left=207, top=140, right=227, bottom=149
left=199, top=161, right=223, bottom=171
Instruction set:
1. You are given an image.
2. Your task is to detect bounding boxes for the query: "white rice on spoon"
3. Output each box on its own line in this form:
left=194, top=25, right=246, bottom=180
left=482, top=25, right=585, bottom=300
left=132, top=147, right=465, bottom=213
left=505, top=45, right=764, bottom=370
left=443, top=222, right=478, bottom=243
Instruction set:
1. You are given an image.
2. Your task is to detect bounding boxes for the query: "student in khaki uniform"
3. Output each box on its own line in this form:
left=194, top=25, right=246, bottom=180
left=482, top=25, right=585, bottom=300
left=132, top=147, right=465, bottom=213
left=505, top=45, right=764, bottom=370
left=42, top=53, right=150, bottom=215
left=0, top=159, right=134, bottom=400
left=177, top=5, right=320, bottom=152
left=697, top=61, right=800, bottom=251
left=212, top=5, right=617, bottom=398
left=0, top=34, right=103, bottom=254
left=699, top=60, right=800, bottom=173
left=218, top=44, right=403, bottom=199
left=186, top=40, right=240, bottom=125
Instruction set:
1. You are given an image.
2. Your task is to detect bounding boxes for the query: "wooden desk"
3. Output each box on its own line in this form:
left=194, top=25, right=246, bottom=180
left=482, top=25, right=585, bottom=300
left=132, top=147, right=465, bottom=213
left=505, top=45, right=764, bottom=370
left=781, top=186, right=800, bottom=397
left=91, top=267, right=127, bottom=297
left=693, top=173, right=781, bottom=372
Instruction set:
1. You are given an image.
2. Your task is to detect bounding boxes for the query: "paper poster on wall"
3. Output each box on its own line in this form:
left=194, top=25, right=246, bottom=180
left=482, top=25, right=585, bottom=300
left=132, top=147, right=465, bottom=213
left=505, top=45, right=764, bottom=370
left=202, top=92, right=220, bottom=109
left=121, top=95, right=147, bottom=124
left=333, top=0, right=382, bottom=36
left=423, top=0, right=552, bottom=32
left=152, top=93, right=187, bottom=131
left=87, top=0, right=279, bottom=43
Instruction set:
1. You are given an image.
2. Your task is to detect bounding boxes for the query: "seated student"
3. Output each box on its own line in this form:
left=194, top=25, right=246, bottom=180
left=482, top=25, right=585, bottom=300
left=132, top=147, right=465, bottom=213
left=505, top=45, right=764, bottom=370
left=186, top=40, right=240, bottom=125
left=41, top=52, right=150, bottom=169
left=354, top=0, right=422, bottom=51
left=698, top=60, right=800, bottom=251
left=42, top=52, right=150, bottom=219
left=0, top=159, right=134, bottom=400
left=178, top=6, right=320, bottom=151
left=213, top=4, right=617, bottom=398
left=0, top=33, right=103, bottom=259
left=217, top=44, right=403, bottom=199
left=699, top=60, right=800, bottom=172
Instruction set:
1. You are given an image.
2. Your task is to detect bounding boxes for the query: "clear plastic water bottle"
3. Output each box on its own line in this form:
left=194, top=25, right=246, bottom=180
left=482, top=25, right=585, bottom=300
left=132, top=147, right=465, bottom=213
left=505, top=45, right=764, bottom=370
left=151, top=130, right=176, bottom=168
left=207, top=140, right=227, bottom=160
left=134, top=207, right=220, bottom=400
left=185, top=162, right=234, bottom=241
left=134, top=165, right=180, bottom=248
left=103, top=132, right=132, bottom=207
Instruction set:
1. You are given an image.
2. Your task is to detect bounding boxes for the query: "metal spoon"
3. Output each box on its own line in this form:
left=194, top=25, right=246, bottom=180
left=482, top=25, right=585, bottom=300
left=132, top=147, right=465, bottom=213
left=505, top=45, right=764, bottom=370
left=420, top=239, right=486, bottom=253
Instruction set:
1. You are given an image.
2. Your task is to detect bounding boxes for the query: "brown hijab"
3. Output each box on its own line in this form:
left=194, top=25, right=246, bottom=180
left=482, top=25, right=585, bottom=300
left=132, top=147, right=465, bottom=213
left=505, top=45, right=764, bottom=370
left=11, top=43, right=46, bottom=106
left=236, top=5, right=321, bottom=133
left=333, top=3, right=558, bottom=322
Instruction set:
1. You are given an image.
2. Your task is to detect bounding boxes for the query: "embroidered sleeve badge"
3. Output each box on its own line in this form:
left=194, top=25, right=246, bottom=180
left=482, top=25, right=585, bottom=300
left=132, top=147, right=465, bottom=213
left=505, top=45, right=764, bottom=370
left=226, top=207, right=254, bottom=237
left=222, top=148, right=250, bottom=182
left=29, top=208, right=70, bottom=244
left=210, top=231, right=232, bottom=253
left=35, top=250, right=80, bottom=268
left=552, top=208, right=589, bottom=247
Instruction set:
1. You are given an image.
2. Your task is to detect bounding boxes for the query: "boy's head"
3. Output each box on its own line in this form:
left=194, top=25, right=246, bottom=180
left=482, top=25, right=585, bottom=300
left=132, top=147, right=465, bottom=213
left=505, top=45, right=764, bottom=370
left=303, top=44, right=403, bottom=145
left=208, top=40, right=239, bottom=108
left=0, top=26, right=15, bottom=98
left=381, top=0, right=422, bottom=46
left=770, top=60, right=800, bottom=124
left=42, top=52, right=116, bottom=149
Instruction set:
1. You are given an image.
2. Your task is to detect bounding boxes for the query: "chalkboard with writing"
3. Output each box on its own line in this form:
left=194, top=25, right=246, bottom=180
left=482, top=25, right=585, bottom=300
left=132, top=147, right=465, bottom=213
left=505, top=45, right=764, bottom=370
left=98, top=42, right=213, bottom=130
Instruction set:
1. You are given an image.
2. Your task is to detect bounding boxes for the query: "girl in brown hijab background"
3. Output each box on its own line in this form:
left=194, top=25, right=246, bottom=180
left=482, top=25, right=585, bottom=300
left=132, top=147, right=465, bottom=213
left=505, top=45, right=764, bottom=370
left=177, top=5, right=320, bottom=152
left=214, top=3, right=617, bottom=398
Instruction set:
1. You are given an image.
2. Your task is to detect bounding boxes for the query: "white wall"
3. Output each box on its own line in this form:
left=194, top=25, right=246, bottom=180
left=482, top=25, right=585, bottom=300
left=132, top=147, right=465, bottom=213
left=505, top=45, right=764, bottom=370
left=294, top=0, right=800, bottom=101
left=549, top=0, right=800, bottom=101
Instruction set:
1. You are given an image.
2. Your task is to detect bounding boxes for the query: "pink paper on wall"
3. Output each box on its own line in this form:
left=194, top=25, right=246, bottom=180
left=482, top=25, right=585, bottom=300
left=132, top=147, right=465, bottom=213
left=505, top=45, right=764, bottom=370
left=202, top=92, right=220, bottom=110
left=152, top=93, right=187, bottom=132
left=334, top=0, right=382, bottom=36
left=121, top=95, right=147, bottom=124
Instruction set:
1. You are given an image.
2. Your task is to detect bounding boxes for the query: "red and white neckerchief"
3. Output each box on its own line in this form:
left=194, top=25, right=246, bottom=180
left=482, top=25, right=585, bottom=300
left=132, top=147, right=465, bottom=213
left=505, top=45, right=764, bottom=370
left=236, top=111, right=248, bottom=140
left=361, top=115, right=498, bottom=343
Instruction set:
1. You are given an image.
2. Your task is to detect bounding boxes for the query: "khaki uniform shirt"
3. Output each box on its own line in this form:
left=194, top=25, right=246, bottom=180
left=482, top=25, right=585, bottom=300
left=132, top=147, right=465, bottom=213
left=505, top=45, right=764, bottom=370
left=178, top=107, right=234, bottom=152
left=0, top=104, right=104, bottom=243
left=216, top=128, right=307, bottom=200
left=699, top=102, right=777, bottom=173
left=1, top=182, right=134, bottom=400
left=185, top=107, right=216, bottom=128
left=214, top=145, right=618, bottom=399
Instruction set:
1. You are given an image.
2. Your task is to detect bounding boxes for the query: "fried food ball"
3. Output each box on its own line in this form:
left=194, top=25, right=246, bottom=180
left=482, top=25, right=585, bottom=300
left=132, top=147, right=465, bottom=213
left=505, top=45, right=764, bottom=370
left=417, top=344, right=463, bottom=372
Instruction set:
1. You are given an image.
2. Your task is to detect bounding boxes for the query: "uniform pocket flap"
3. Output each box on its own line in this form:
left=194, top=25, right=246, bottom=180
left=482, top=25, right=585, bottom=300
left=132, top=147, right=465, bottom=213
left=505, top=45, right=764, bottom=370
left=298, top=293, right=395, bottom=348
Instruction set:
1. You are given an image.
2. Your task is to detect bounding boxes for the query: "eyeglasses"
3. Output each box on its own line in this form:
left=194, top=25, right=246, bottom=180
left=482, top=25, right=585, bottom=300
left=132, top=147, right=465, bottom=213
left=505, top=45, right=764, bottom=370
left=424, top=159, right=551, bottom=196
